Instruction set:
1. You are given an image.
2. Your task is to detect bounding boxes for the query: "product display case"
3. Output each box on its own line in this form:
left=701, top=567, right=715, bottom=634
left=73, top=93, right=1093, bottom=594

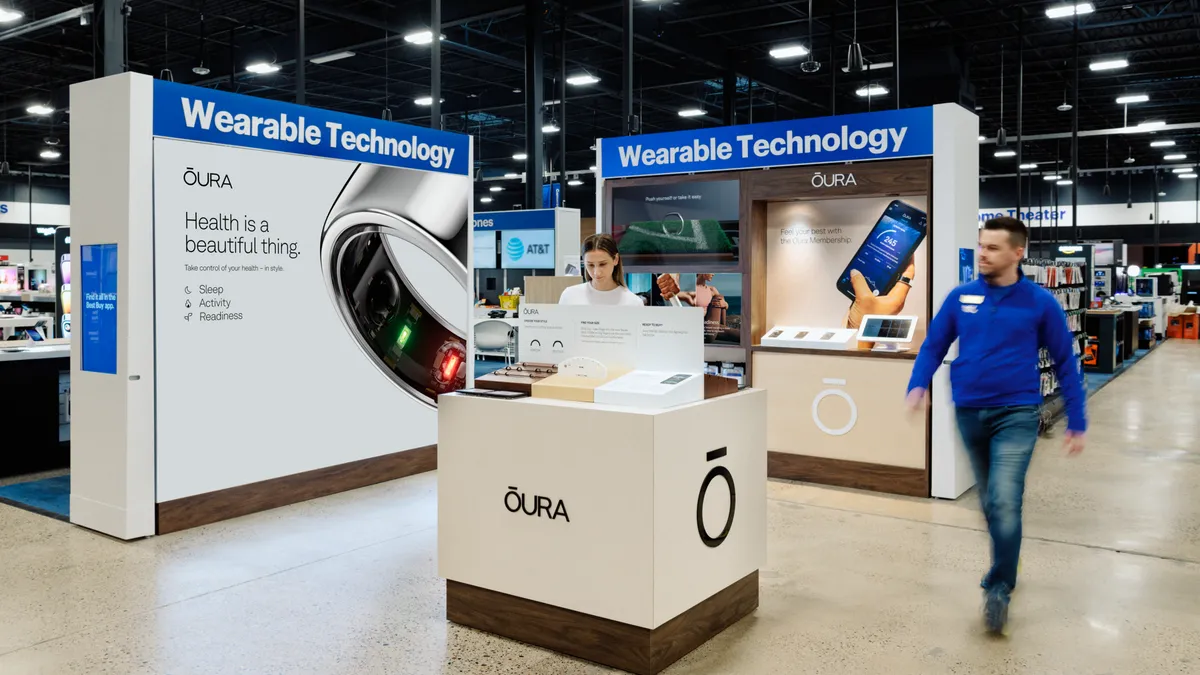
left=597, top=104, right=981, bottom=499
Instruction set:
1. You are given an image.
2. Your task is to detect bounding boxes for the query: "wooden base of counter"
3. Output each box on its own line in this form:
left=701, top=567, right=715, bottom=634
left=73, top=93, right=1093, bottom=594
left=447, top=571, right=759, bottom=675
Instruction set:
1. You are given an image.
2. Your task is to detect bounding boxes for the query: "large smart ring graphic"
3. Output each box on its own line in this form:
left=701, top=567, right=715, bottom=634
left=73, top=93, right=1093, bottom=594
left=697, top=447, right=735, bottom=548
left=321, top=164, right=471, bottom=409
left=812, top=378, right=858, bottom=436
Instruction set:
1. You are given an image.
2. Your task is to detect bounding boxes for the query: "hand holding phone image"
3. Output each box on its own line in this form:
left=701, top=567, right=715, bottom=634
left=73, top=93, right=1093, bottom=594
left=835, top=200, right=926, bottom=304
left=845, top=260, right=916, bottom=329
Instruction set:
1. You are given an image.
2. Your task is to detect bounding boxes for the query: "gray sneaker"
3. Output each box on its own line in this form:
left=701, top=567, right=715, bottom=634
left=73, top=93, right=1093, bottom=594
left=984, top=585, right=1011, bottom=634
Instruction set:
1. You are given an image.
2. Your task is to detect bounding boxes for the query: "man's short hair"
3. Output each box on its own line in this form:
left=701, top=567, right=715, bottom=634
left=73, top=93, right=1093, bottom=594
left=982, top=216, right=1028, bottom=248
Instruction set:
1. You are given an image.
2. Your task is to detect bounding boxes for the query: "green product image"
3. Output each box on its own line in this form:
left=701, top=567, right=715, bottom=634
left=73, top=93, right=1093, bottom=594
left=618, top=218, right=735, bottom=260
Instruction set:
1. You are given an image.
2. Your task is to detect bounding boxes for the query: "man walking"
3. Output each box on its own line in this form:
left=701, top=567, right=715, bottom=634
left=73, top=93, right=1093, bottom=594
left=906, top=217, right=1086, bottom=633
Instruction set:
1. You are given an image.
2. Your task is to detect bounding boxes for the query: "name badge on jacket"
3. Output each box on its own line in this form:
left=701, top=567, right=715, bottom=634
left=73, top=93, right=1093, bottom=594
left=960, top=295, right=984, bottom=314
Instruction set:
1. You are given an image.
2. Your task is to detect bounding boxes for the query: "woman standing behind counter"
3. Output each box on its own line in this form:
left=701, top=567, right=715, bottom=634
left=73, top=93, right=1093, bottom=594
left=559, top=233, right=645, bottom=307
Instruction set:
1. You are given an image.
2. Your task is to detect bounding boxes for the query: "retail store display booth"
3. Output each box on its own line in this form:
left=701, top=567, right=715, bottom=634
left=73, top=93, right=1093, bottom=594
left=68, top=73, right=473, bottom=540
left=596, top=104, right=980, bottom=499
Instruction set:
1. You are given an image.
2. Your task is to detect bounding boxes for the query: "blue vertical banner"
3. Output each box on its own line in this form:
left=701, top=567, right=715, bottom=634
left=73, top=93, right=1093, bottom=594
left=541, top=183, right=562, bottom=208
left=959, top=248, right=976, bottom=285
left=80, top=243, right=119, bottom=374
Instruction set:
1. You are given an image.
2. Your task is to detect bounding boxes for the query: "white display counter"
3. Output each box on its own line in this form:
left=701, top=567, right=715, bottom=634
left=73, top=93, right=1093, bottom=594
left=438, top=389, right=766, bottom=675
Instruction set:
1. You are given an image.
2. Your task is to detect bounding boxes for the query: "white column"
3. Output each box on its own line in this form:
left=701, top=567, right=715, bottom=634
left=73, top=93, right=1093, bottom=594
left=930, top=103, right=980, bottom=500
left=68, top=73, right=156, bottom=539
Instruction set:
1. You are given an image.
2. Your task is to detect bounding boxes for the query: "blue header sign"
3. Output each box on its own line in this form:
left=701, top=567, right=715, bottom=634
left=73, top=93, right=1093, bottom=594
left=599, top=107, right=933, bottom=179
left=80, top=243, right=119, bottom=375
left=473, top=209, right=556, bottom=231
left=152, top=80, right=470, bottom=176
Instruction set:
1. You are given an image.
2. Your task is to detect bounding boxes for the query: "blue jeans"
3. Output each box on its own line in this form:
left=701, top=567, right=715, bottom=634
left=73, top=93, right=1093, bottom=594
left=955, top=405, right=1039, bottom=593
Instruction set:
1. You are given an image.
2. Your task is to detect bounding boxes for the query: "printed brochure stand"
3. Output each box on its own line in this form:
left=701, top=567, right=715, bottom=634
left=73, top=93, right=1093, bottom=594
left=595, top=104, right=981, bottom=500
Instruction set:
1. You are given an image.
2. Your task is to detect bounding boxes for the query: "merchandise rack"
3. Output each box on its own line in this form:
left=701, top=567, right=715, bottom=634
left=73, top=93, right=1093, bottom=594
left=1022, top=258, right=1087, bottom=434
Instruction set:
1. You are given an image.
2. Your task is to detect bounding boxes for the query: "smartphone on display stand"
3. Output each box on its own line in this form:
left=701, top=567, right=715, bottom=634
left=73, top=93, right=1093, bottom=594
left=836, top=200, right=927, bottom=302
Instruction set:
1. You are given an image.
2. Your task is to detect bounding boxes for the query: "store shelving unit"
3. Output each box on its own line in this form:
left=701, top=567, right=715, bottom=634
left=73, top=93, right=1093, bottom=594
left=1022, top=259, right=1087, bottom=434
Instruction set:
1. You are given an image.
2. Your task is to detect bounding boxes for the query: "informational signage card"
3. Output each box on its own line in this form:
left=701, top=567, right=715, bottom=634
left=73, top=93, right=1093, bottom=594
left=79, top=243, right=118, bottom=374
left=518, top=303, right=704, bottom=373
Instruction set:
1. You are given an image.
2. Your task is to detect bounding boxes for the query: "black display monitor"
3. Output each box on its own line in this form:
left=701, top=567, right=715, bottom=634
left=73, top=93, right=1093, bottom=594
left=610, top=180, right=740, bottom=267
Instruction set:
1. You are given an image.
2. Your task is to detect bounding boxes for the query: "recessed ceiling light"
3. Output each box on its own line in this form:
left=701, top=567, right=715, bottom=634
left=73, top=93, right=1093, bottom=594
left=678, top=108, right=706, bottom=118
left=1019, top=163, right=1038, bottom=169
left=489, top=186, right=504, bottom=192
left=543, top=99, right=562, bottom=106
left=414, top=97, right=444, bottom=106
left=1180, top=173, right=1197, bottom=179
left=1150, top=140, right=1176, bottom=148
left=1045, top=3, right=1094, bottom=19
left=1171, top=167, right=1192, bottom=173
left=246, top=61, right=280, bottom=74
left=1164, top=153, right=1186, bottom=160
left=403, top=30, right=445, bottom=45
left=1136, top=120, right=1166, bottom=131
left=480, top=196, right=494, bottom=203
left=310, top=51, right=356, bottom=65
left=994, top=149, right=1016, bottom=158
left=1057, top=179, right=1074, bottom=185
left=513, top=153, right=528, bottom=161
left=1116, top=94, right=1148, bottom=104
left=1158, top=191, right=1167, bottom=197
left=769, top=44, right=810, bottom=59
left=1043, top=175, right=1063, bottom=181
left=566, top=73, right=600, bottom=86
left=568, top=179, right=584, bottom=186
left=26, top=104, right=54, bottom=116
left=504, top=172, right=521, bottom=178
left=589, top=165, right=598, bottom=171
left=978, top=135, right=986, bottom=141
left=0, top=8, right=23, bottom=23
left=1124, top=156, right=1136, bottom=164
left=855, top=84, right=889, bottom=97
left=40, top=149, right=62, bottom=160
left=1090, top=58, right=1128, bottom=71
left=542, top=122, right=560, bottom=133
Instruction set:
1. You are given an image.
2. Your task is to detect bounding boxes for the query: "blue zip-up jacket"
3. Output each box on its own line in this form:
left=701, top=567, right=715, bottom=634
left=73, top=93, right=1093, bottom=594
left=907, top=270, right=1087, bottom=432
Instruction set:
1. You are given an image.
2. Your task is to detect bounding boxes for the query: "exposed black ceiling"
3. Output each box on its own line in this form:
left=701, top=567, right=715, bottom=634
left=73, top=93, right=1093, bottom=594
left=1, top=0, right=1198, bottom=203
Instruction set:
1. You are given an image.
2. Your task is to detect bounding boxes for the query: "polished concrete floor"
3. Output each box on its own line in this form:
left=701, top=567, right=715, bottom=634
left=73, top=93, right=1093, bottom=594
left=2, top=340, right=1198, bottom=674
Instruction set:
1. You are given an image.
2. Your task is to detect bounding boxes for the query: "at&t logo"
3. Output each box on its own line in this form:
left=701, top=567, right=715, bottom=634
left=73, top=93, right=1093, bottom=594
left=506, top=237, right=525, bottom=262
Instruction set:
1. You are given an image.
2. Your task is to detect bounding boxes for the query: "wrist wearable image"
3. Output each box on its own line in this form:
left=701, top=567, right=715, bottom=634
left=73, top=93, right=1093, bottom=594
left=321, top=164, right=471, bottom=408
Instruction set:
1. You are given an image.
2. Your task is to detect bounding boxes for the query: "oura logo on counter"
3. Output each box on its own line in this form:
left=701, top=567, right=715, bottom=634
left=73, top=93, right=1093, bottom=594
left=811, top=172, right=857, bottom=188
left=505, top=486, right=570, bottom=522
left=697, top=447, right=736, bottom=548
left=521, top=307, right=539, bottom=316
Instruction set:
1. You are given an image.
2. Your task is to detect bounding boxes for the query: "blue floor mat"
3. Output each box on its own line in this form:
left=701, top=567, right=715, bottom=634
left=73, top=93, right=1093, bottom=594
left=0, top=475, right=70, bottom=521
left=1085, top=347, right=1154, bottom=397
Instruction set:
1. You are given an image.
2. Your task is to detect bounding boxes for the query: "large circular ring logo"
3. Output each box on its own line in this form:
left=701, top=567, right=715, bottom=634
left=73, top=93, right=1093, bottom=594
left=696, top=447, right=736, bottom=548
left=812, top=377, right=858, bottom=436
left=506, top=237, right=525, bottom=262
